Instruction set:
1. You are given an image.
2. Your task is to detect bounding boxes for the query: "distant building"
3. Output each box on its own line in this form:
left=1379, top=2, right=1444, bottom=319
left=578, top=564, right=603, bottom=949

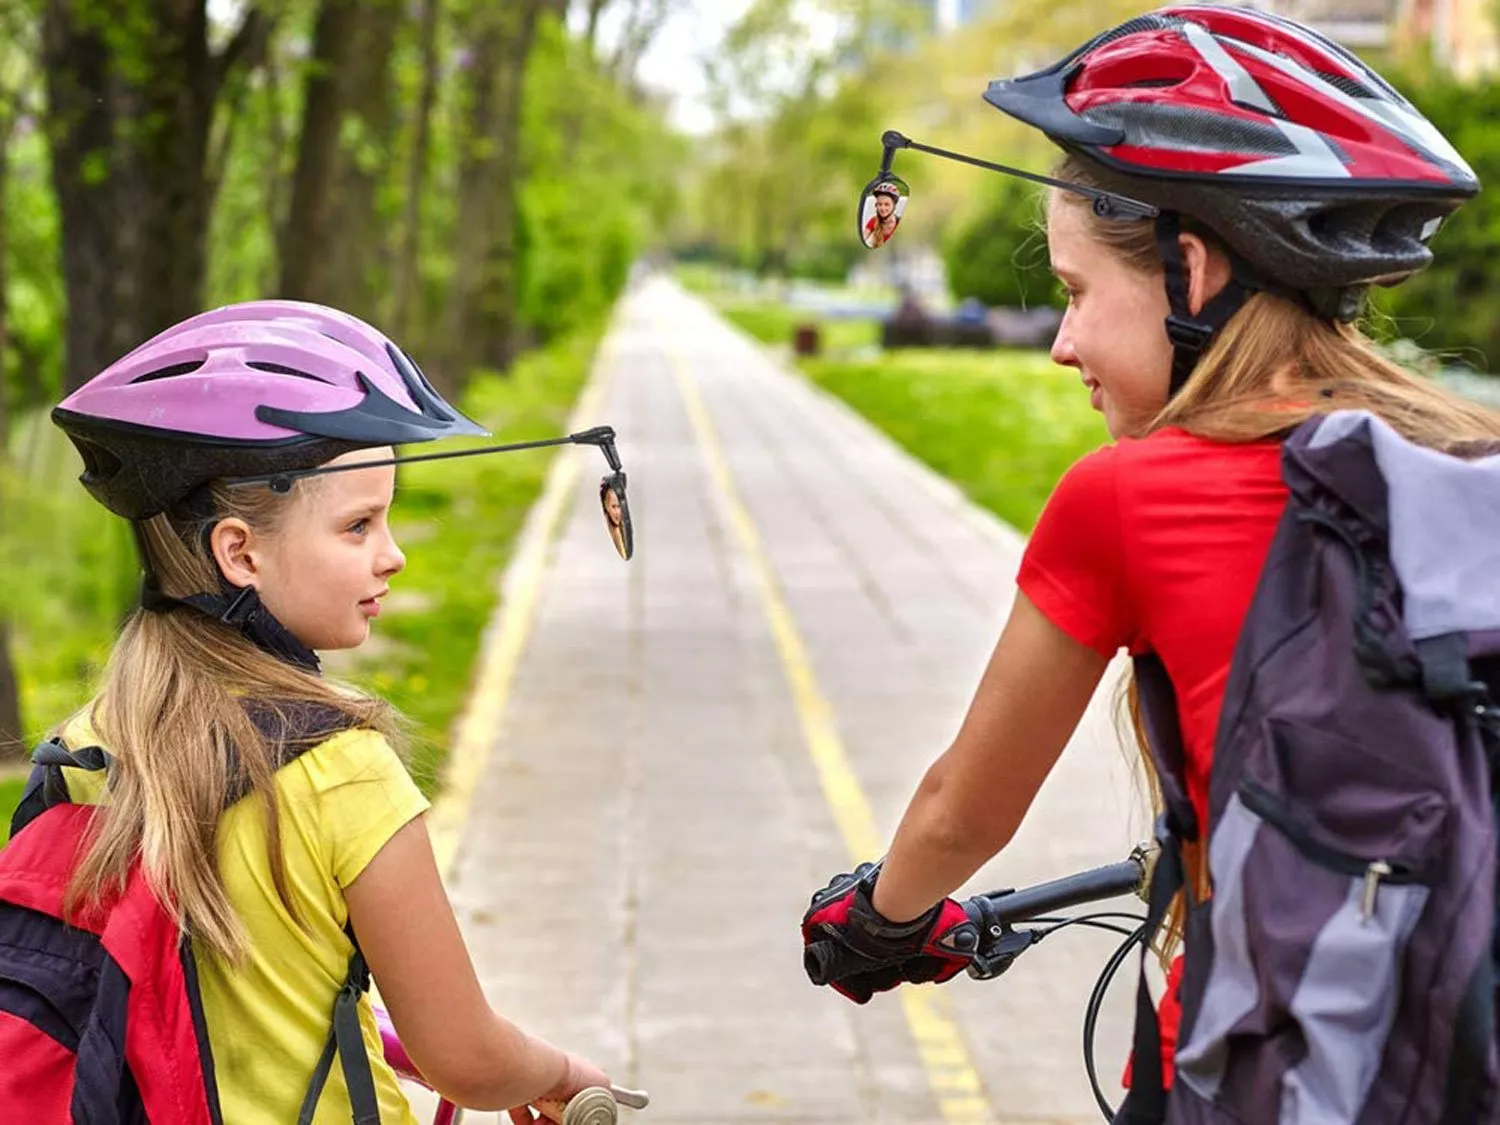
left=1262, top=0, right=1499, bottom=76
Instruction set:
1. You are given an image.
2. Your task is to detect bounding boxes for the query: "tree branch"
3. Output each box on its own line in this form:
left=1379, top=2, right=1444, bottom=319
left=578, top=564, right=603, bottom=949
left=212, top=5, right=269, bottom=99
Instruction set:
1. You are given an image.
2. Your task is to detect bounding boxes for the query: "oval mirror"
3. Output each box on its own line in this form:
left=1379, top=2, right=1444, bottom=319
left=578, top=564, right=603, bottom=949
left=600, top=472, right=633, bottom=561
left=857, top=174, right=909, bottom=250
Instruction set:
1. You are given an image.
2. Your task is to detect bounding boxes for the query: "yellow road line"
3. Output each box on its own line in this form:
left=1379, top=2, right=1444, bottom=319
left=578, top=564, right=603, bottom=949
left=662, top=331, right=996, bottom=1125
left=428, top=341, right=618, bottom=880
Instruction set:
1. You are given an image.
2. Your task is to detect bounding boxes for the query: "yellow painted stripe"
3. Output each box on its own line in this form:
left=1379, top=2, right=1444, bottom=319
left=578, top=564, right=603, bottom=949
left=662, top=331, right=995, bottom=1125
left=427, top=341, right=618, bottom=880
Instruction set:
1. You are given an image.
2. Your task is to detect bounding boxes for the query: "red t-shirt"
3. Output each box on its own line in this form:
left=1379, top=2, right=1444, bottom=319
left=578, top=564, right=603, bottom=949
left=1016, top=427, right=1288, bottom=1081
left=1017, top=426, right=1288, bottom=834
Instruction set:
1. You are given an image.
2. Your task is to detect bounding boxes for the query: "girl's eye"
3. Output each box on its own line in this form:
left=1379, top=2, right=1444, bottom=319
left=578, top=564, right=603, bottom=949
left=348, top=519, right=369, bottom=535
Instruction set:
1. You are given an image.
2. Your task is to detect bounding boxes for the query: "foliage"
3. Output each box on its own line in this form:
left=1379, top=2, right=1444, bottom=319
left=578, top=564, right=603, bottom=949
left=516, top=18, right=683, bottom=344
left=943, top=176, right=1055, bottom=308
left=0, top=775, right=21, bottom=843
left=1364, top=66, right=1500, bottom=374
left=0, top=0, right=673, bottom=768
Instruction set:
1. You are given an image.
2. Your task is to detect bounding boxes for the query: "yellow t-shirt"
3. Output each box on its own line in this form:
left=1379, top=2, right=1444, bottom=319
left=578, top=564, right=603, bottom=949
left=61, top=715, right=429, bottom=1125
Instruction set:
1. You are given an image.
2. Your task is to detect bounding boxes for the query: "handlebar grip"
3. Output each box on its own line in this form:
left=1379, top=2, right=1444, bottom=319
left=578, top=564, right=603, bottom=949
left=978, top=857, right=1145, bottom=926
left=804, top=939, right=871, bottom=986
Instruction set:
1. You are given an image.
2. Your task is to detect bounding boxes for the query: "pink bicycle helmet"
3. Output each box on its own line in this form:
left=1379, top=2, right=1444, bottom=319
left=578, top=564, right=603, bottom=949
left=53, top=300, right=487, bottom=520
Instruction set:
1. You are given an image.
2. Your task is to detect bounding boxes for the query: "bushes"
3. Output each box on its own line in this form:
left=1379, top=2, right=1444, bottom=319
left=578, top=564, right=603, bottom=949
left=942, top=176, right=1056, bottom=309
left=1366, top=69, right=1500, bottom=373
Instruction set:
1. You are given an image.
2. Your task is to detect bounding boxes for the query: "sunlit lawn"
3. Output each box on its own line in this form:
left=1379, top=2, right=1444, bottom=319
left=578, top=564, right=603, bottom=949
left=712, top=295, right=1106, bottom=532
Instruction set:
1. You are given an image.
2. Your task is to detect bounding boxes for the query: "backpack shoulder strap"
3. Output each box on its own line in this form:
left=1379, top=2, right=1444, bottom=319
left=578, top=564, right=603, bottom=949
left=9, top=737, right=109, bottom=838
left=296, top=935, right=382, bottom=1125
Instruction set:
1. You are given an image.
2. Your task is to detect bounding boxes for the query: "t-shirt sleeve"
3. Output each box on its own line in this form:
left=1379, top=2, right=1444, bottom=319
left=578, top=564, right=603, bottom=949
left=301, top=729, right=431, bottom=888
left=1016, top=445, right=1140, bottom=656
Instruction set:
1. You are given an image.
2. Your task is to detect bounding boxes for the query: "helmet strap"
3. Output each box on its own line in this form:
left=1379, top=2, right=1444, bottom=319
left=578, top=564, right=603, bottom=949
left=1155, top=211, right=1255, bottom=398
left=139, top=570, right=321, bottom=673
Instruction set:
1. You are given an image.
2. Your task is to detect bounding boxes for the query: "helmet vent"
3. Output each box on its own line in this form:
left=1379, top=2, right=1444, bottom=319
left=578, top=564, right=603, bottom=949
left=1315, top=71, right=1373, bottom=99
left=247, top=361, right=333, bottom=383
left=131, top=360, right=205, bottom=384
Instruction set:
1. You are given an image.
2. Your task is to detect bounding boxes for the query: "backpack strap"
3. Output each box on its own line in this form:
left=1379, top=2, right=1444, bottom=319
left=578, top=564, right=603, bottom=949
left=297, top=935, right=382, bottom=1125
left=1112, top=655, right=1196, bottom=1125
left=9, top=738, right=109, bottom=838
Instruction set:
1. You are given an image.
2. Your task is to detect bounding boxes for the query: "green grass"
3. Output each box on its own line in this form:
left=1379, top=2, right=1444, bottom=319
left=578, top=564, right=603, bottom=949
left=718, top=304, right=881, bottom=355
left=0, top=776, right=23, bottom=843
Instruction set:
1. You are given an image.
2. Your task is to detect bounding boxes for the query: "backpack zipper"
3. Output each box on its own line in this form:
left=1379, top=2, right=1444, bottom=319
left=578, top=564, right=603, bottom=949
left=1238, top=780, right=1421, bottom=921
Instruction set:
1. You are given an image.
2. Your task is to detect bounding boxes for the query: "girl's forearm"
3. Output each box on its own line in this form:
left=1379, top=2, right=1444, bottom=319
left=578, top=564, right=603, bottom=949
left=871, top=759, right=1025, bottom=923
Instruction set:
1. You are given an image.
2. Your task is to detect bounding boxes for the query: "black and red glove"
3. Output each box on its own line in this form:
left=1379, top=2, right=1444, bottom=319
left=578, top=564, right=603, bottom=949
left=801, top=862, right=981, bottom=1004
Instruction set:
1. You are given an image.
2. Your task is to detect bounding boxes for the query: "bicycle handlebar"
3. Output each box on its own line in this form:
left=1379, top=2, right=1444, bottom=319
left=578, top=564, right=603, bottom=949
left=805, top=849, right=1148, bottom=989
left=976, top=855, right=1146, bottom=926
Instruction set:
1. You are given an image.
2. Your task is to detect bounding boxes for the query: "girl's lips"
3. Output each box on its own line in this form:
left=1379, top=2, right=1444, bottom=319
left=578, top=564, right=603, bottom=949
left=359, top=599, right=381, bottom=618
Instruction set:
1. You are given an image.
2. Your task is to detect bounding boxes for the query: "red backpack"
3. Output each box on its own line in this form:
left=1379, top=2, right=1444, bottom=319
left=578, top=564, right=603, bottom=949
left=1, top=737, right=382, bottom=1124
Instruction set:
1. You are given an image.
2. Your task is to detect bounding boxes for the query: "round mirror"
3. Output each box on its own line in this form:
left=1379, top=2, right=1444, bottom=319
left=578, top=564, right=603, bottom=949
left=857, top=174, right=909, bottom=250
left=600, top=473, right=633, bottom=561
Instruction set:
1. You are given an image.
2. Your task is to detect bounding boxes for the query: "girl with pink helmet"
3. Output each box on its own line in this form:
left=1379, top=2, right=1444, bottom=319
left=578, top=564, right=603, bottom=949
left=37, top=301, right=616, bottom=1122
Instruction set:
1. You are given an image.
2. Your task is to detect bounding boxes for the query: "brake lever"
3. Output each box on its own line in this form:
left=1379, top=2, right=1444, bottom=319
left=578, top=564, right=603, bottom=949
left=967, top=926, right=1041, bottom=980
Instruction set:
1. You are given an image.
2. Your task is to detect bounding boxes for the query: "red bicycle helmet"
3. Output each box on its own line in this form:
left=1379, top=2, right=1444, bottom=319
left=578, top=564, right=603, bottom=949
left=983, top=4, right=1476, bottom=295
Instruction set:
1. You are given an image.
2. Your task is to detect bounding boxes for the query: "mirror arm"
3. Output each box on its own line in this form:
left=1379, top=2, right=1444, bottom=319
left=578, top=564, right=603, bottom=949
left=878, top=129, right=1158, bottom=221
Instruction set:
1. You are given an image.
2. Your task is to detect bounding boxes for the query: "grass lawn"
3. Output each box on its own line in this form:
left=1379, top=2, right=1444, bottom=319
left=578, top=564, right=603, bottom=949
left=711, top=294, right=1107, bottom=532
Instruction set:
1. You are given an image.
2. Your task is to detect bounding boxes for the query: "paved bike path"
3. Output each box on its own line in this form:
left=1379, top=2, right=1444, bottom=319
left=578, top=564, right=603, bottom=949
left=413, top=277, right=1148, bottom=1123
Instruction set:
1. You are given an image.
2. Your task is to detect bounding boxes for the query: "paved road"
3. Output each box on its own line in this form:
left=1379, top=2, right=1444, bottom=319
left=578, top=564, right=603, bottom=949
left=409, top=277, right=1149, bottom=1123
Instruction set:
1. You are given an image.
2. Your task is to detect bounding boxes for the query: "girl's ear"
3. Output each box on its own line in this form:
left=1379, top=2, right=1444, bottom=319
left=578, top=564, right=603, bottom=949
left=1178, top=232, right=1233, bottom=317
left=210, top=519, right=259, bottom=590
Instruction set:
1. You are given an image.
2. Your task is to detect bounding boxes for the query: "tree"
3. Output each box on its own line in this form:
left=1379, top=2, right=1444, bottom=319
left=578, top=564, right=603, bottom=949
left=43, top=0, right=266, bottom=391
left=278, top=0, right=404, bottom=316
left=440, top=0, right=547, bottom=380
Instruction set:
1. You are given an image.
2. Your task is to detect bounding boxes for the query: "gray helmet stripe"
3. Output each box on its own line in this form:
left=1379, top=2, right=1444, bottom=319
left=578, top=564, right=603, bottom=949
left=1231, top=38, right=1475, bottom=178
left=1235, top=120, right=1350, bottom=179
left=1181, top=21, right=1278, bottom=115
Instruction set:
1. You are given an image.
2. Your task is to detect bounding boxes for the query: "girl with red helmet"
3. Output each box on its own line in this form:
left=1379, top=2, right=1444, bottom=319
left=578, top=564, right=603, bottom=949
left=803, top=0, right=1500, bottom=1095
left=40, top=301, right=612, bottom=1123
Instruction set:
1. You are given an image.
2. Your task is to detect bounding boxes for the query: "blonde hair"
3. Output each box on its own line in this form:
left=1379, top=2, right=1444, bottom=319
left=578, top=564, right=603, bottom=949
left=66, top=477, right=404, bottom=963
left=1049, top=153, right=1500, bottom=956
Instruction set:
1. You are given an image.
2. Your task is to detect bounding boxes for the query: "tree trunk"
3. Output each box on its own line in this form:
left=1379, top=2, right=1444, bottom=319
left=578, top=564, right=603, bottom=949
left=322, top=0, right=402, bottom=319
left=442, top=0, right=544, bottom=382
left=279, top=0, right=403, bottom=314
left=0, top=111, right=21, bottom=765
left=44, top=0, right=220, bottom=391
left=393, top=0, right=442, bottom=342
left=277, top=0, right=359, bottom=301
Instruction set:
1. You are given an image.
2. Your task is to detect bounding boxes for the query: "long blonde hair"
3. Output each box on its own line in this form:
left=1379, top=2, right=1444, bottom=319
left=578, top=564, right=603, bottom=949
left=66, top=478, right=404, bottom=963
left=1050, top=154, right=1500, bottom=952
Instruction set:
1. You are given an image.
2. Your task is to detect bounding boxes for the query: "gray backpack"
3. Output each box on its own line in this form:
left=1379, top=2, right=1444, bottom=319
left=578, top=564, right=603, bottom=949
left=1117, top=410, right=1500, bottom=1124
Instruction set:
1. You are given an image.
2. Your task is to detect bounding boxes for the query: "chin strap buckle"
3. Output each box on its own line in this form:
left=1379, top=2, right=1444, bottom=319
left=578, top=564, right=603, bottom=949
left=1164, top=313, right=1214, bottom=355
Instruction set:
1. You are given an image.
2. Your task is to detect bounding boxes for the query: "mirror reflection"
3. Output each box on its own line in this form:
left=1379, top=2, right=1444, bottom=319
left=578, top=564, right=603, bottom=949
left=858, top=175, right=909, bottom=249
left=600, top=473, right=633, bottom=561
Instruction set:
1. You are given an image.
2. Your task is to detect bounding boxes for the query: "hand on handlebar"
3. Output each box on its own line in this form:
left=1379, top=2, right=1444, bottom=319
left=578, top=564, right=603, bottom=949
left=801, top=862, right=982, bottom=1004
left=508, top=1051, right=612, bottom=1124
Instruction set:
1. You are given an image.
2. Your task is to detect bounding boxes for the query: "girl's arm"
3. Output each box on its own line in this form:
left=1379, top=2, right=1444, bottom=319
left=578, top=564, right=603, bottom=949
left=870, top=592, right=1110, bottom=923
left=345, top=815, right=606, bottom=1110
